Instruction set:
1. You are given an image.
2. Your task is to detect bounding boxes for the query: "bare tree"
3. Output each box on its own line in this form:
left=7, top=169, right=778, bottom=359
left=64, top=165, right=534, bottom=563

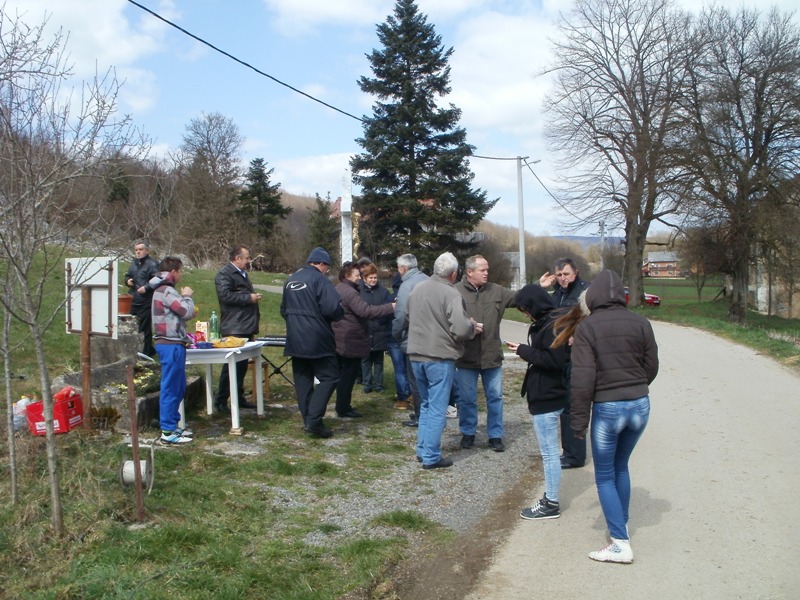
left=0, top=10, right=147, bottom=535
left=173, top=112, right=245, bottom=265
left=545, top=0, right=692, bottom=304
left=679, top=7, right=800, bottom=323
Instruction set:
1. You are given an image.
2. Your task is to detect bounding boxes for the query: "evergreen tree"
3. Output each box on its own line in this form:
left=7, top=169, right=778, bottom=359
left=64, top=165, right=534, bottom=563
left=307, top=193, right=341, bottom=266
left=351, top=0, right=496, bottom=267
left=237, top=157, right=291, bottom=242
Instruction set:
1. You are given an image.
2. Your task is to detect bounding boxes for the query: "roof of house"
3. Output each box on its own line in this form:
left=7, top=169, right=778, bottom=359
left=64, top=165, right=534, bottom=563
left=647, top=251, right=679, bottom=263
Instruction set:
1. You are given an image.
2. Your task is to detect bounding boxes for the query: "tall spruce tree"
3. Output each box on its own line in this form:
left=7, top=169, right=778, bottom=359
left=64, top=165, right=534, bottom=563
left=237, top=157, right=290, bottom=242
left=351, top=0, right=495, bottom=267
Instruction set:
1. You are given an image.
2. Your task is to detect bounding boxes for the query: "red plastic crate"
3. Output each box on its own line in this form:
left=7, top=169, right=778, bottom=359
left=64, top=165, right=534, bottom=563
left=26, top=387, right=84, bottom=435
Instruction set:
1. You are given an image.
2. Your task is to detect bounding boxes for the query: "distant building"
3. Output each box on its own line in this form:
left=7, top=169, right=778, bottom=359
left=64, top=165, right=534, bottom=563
left=644, top=251, right=680, bottom=277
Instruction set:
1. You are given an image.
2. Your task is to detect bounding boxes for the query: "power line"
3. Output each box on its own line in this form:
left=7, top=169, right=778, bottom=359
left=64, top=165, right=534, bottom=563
left=521, top=158, right=583, bottom=220
left=126, top=0, right=365, bottom=123
left=474, top=154, right=583, bottom=220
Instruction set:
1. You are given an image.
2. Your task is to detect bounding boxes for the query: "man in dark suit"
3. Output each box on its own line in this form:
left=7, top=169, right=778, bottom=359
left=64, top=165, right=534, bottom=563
left=214, top=244, right=262, bottom=413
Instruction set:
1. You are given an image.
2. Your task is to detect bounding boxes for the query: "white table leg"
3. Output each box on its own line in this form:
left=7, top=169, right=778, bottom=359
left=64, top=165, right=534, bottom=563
left=204, top=364, right=214, bottom=414
left=228, top=357, right=242, bottom=433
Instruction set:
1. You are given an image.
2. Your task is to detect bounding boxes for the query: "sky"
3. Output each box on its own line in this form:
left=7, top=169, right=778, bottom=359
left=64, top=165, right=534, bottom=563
left=4, top=0, right=799, bottom=237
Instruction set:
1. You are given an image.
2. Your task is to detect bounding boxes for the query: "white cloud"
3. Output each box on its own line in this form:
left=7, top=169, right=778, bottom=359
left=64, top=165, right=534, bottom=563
left=274, top=152, right=356, bottom=199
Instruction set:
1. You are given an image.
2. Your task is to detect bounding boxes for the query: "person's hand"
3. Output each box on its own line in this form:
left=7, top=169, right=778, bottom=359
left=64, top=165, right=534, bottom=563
left=539, top=271, right=556, bottom=287
left=137, top=286, right=146, bottom=294
left=470, top=318, right=484, bottom=335
left=251, top=293, right=263, bottom=303
left=181, top=286, right=193, bottom=297
left=506, top=341, right=520, bottom=352
left=126, top=278, right=134, bottom=287
left=574, top=429, right=586, bottom=440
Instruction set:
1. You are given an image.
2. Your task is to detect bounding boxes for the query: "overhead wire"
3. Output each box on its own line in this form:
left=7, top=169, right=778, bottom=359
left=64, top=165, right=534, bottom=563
left=126, top=0, right=365, bottom=123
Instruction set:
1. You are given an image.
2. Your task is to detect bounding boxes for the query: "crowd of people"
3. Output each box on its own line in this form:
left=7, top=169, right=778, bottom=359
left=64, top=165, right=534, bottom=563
left=127, top=240, right=658, bottom=564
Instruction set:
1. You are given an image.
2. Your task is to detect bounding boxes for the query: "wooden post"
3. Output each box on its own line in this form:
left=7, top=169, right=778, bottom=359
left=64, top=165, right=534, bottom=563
left=81, top=286, right=92, bottom=428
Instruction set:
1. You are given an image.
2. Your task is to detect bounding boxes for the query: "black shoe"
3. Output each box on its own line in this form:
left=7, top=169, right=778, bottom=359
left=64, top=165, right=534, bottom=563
left=416, top=455, right=422, bottom=462
left=304, top=425, right=333, bottom=438
left=460, top=434, right=475, bottom=449
left=337, top=409, right=363, bottom=419
left=238, top=400, right=257, bottom=409
left=422, top=457, right=453, bottom=470
left=214, top=403, right=229, bottom=414
left=488, top=438, right=506, bottom=452
left=561, top=460, right=584, bottom=469
left=402, top=418, right=419, bottom=427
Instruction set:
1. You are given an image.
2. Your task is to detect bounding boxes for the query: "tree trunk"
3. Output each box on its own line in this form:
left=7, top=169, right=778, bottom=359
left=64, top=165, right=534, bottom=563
left=3, top=310, right=18, bottom=505
left=30, top=320, right=64, bottom=536
left=623, top=220, right=647, bottom=307
left=728, top=253, right=749, bottom=324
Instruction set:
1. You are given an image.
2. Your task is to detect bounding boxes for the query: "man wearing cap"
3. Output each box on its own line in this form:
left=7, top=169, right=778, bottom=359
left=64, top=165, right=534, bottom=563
left=281, top=247, right=344, bottom=438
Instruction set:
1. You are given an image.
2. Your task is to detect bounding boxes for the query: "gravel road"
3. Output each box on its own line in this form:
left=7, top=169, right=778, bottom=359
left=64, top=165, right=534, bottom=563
left=466, top=320, right=800, bottom=600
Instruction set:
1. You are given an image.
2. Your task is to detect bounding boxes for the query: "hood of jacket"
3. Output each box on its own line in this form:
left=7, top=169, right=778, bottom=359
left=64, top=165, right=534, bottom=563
left=514, top=284, right=555, bottom=320
left=585, top=269, right=626, bottom=311
left=148, top=271, right=175, bottom=289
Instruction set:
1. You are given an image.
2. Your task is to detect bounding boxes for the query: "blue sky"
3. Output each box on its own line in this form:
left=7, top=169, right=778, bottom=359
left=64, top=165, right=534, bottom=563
left=6, top=0, right=798, bottom=236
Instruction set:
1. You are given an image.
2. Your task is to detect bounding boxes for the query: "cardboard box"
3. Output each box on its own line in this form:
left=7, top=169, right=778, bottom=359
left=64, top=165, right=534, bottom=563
left=26, top=388, right=84, bottom=435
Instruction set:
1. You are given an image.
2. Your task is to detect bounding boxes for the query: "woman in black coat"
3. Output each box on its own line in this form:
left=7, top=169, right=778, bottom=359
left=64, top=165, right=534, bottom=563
left=359, top=263, right=392, bottom=393
left=507, top=284, right=569, bottom=521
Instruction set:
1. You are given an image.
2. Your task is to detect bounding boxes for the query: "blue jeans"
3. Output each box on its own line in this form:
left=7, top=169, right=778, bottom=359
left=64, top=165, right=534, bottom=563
left=456, top=367, right=504, bottom=439
left=591, top=396, right=650, bottom=540
left=532, top=409, right=563, bottom=502
left=412, top=360, right=455, bottom=465
left=387, top=339, right=410, bottom=400
left=156, top=343, right=186, bottom=432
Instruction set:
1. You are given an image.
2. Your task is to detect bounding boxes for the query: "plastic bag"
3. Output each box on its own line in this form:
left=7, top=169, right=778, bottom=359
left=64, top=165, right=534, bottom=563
left=212, top=336, right=246, bottom=348
left=13, top=396, right=32, bottom=431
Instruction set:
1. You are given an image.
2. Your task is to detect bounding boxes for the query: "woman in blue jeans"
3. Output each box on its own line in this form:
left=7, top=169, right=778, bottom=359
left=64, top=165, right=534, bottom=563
left=561, top=270, right=659, bottom=564
left=509, top=285, right=569, bottom=520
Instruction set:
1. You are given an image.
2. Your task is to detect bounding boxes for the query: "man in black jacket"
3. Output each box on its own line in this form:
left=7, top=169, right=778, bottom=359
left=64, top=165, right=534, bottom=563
left=281, top=247, right=344, bottom=438
left=124, top=240, right=160, bottom=357
left=539, top=257, right=590, bottom=469
left=214, top=245, right=262, bottom=413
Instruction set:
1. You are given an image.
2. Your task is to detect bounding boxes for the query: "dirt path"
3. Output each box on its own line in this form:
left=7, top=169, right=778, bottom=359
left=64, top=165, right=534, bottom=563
left=465, top=320, right=800, bottom=599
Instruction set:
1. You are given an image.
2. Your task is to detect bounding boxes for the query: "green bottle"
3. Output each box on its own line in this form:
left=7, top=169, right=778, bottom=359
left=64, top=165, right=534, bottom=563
left=209, top=310, right=220, bottom=341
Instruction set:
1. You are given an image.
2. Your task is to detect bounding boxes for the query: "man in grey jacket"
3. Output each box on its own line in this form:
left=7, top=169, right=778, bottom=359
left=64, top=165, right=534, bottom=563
left=391, top=253, right=428, bottom=426
left=455, top=255, right=517, bottom=452
left=407, top=252, right=480, bottom=469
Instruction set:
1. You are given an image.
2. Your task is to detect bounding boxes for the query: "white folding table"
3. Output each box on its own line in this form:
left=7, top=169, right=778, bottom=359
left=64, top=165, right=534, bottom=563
left=185, top=340, right=266, bottom=434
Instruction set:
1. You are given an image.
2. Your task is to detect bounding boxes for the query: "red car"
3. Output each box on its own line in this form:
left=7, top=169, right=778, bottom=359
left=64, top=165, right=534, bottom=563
left=624, top=287, right=661, bottom=306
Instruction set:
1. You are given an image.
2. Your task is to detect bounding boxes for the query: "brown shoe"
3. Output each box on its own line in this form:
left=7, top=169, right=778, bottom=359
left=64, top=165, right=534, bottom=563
left=393, top=400, right=410, bottom=410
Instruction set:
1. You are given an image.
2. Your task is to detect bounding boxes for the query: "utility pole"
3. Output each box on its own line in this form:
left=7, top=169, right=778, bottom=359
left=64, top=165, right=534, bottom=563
left=517, top=156, right=528, bottom=289
left=599, top=220, right=606, bottom=271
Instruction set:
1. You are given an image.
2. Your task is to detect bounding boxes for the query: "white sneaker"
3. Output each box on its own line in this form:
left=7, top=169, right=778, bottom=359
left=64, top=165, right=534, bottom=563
left=445, top=405, right=458, bottom=419
left=588, top=538, right=633, bottom=564
left=160, top=431, right=192, bottom=444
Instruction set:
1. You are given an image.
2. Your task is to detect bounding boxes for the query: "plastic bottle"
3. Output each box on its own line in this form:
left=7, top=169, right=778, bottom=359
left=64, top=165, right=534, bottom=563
left=13, top=395, right=31, bottom=431
left=209, top=310, right=220, bottom=341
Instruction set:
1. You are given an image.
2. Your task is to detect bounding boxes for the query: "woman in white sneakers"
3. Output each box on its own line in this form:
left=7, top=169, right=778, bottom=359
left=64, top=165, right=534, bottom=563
left=566, top=270, right=659, bottom=563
